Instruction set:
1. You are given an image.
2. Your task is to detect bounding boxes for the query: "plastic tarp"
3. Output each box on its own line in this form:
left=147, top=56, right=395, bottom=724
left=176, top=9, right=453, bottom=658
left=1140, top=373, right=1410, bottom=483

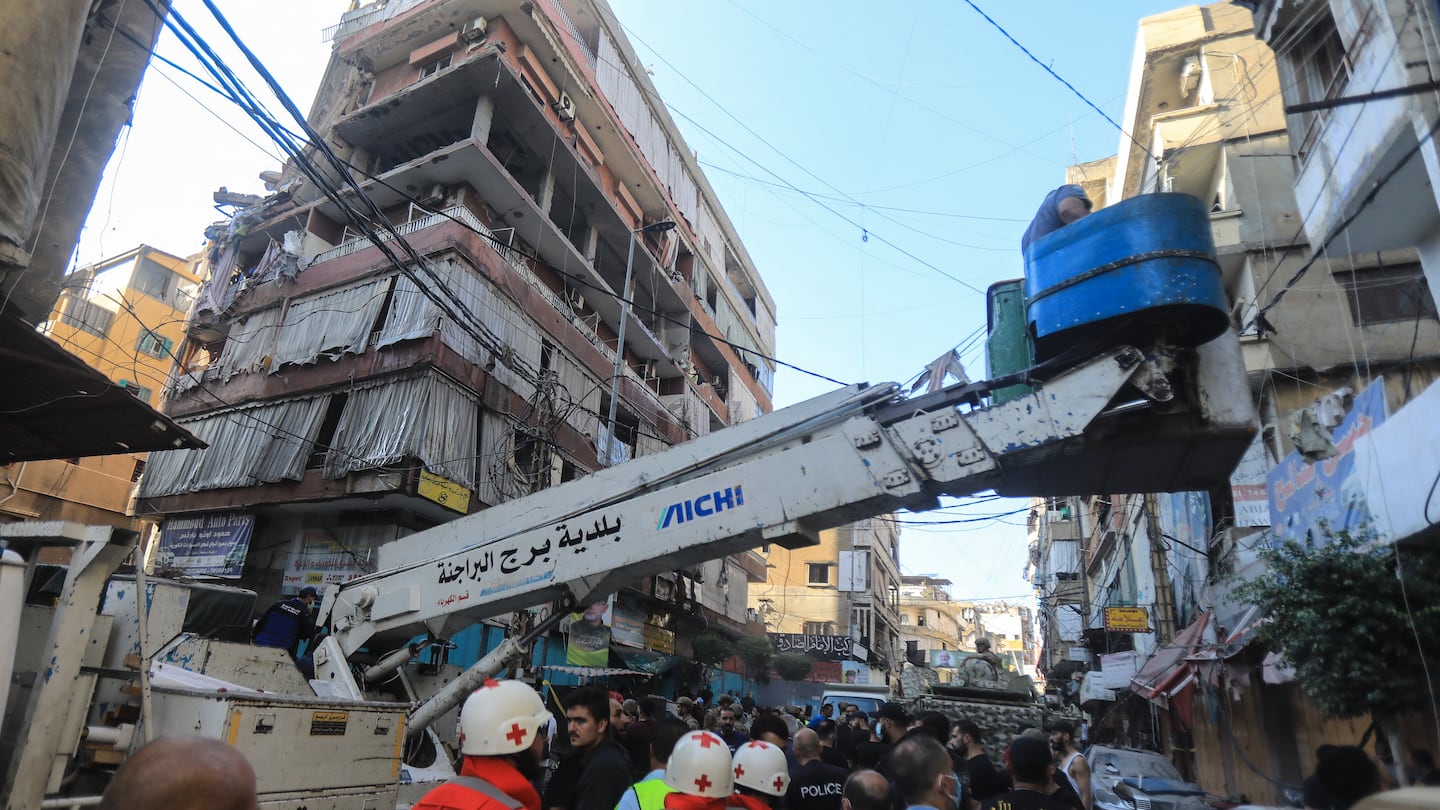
left=324, top=373, right=478, bottom=488
left=270, top=276, right=387, bottom=370
left=218, top=305, right=282, bottom=380
left=1129, top=611, right=1209, bottom=726
left=138, top=396, right=327, bottom=497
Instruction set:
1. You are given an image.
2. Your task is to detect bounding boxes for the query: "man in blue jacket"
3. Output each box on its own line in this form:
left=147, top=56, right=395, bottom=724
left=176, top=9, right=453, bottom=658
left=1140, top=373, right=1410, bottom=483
left=252, top=586, right=318, bottom=675
left=1021, top=185, right=1092, bottom=253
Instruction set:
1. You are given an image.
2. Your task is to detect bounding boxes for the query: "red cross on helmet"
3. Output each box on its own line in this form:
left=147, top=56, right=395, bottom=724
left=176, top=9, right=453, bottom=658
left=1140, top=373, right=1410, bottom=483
left=731, top=740, right=790, bottom=797
left=664, top=731, right=735, bottom=798
left=457, top=679, right=551, bottom=756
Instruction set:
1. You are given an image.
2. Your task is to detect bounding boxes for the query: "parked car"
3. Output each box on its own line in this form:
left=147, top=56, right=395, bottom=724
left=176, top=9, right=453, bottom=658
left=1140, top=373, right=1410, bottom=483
left=1086, top=746, right=1212, bottom=810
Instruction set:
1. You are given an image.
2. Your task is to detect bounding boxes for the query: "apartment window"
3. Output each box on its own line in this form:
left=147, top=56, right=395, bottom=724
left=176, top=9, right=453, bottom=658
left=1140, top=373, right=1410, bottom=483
left=118, top=380, right=152, bottom=403
left=1335, top=263, right=1438, bottom=325
left=130, top=459, right=146, bottom=482
left=59, top=296, right=113, bottom=337
left=136, top=329, right=174, bottom=359
left=807, top=563, right=831, bottom=585
left=802, top=621, right=835, bottom=635
left=419, top=54, right=451, bottom=79
left=133, top=258, right=178, bottom=304
left=1284, top=8, right=1351, bottom=160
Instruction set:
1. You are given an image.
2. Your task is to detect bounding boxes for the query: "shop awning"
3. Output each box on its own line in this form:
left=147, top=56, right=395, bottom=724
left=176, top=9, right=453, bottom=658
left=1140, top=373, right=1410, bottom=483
left=1130, top=611, right=1210, bottom=710
left=1, top=315, right=204, bottom=461
left=615, top=648, right=682, bottom=675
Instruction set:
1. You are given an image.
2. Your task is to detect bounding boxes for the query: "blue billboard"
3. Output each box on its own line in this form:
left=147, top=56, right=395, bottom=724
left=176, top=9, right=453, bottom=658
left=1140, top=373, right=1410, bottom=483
left=1267, top=381, right=1386, bottom=544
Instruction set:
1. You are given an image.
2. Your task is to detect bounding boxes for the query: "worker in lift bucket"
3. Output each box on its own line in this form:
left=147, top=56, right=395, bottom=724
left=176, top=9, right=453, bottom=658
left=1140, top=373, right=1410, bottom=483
left=1020, top=185, right=1092, bottom=254
left=412, top=679, right=552, bottom=810
left=251, top=585, right=318, bottom=677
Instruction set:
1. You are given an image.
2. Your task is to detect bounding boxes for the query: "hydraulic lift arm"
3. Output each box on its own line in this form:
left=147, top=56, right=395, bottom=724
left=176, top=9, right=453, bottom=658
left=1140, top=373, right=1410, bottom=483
left=312, top=337, right=1255, bottom=725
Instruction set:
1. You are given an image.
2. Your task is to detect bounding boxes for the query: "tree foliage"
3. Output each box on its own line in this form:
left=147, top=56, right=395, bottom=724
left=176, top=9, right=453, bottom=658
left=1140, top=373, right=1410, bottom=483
left=737, top=635, right=776, bottom=671
left=774, top=653, right=815, bottom=682
left=692, top=633, right=734, bottom=668
left=1234, top=529, right=1440, bottom=720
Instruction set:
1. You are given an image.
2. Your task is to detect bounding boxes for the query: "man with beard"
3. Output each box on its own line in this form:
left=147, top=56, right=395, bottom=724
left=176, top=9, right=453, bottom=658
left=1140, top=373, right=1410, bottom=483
left=413, top=680, right=552, bottom=810
left=1047, top=722, right=1090, bottom=810
left=717, top=706, right=751, bottom=752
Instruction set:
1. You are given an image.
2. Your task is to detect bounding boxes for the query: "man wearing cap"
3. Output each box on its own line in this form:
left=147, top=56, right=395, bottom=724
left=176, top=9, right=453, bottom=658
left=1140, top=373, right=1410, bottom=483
left=252, top=586, right=317, bottom=663
left=676, top=697, right=700, bottom=730
left=983, top=737, right=1073, bottom=810
left=413, top=679, right=551, bottom=810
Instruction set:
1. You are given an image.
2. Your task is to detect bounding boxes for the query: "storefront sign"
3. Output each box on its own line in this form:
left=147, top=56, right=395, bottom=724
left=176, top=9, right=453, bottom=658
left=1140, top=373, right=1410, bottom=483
left=1100, top=651, right=1138, bottom=690
left=1229, top=433, right=1272, bottom=527
left=769, top=633, right=855, bottom=661
left=157, top=512, right=254, bottom=578
left=418, top=470, right=471, bottom=513
left=1104, top=606, right=1151, bottom=632
left=1268, top=381, right=1386, bottom=543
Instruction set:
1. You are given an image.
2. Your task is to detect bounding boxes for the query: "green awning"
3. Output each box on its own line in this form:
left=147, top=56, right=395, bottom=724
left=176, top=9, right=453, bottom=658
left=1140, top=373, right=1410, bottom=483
left=615, top=648, right=682, bottom=675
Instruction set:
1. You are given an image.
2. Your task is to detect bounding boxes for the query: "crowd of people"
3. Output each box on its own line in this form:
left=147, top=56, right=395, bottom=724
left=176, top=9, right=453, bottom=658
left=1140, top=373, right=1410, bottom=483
left=93, top=680, right=1424, bottom=810
left=409, top=682, right=1109, bottom=810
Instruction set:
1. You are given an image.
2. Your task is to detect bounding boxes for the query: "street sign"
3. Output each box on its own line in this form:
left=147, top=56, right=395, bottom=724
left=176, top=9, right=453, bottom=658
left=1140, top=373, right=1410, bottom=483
left=1104, top=606, right=1150, bottom=632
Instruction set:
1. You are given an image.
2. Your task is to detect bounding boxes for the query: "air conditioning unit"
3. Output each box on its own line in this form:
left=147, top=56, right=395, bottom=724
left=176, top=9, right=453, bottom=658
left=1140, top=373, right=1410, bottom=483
left=554, top=92, right=576, bottom=121
left=641, top=360, right=659, bottom=381
left=418, top=183, right=446, bottom=207
left=566, top=288, right=585, bottom=310
left=459, top=17, right=487, bottom=43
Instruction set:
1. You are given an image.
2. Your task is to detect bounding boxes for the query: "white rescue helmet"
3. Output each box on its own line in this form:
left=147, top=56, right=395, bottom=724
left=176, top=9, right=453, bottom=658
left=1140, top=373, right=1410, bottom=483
left=457, top=679, right=551, bottom=756
left=664, top=731, right=735, bottom=798
left=732, top=740, right=791, bottom=797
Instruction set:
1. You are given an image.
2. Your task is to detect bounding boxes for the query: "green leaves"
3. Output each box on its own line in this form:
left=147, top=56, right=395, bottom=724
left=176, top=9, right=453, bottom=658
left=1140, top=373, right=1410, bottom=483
left=1234, top=529, right=1440, bottom=719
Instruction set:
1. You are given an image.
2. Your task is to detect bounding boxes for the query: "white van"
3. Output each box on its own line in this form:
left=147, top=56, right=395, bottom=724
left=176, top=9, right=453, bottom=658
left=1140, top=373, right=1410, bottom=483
left=819, top=683, right=892, bottom=715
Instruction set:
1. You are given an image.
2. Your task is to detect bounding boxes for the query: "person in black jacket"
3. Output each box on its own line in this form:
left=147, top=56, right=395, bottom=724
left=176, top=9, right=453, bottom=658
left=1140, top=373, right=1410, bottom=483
left=550, top=686, right=630, bottom=810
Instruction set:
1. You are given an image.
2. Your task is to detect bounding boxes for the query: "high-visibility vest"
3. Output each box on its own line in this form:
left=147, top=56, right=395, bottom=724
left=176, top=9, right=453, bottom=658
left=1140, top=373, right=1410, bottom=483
left=631, top=777, right=676, bottom=810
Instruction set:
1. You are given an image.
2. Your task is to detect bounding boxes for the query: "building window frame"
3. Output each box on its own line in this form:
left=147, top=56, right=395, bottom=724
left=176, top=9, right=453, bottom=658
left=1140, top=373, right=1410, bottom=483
left=807, top=562, right=831, bottom=585
left=1334, top=262, right=1438, bottom=325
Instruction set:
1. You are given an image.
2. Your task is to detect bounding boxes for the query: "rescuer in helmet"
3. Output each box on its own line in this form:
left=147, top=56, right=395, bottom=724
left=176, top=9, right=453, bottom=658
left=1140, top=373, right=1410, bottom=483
left=412, top=679, right=552, bottom=810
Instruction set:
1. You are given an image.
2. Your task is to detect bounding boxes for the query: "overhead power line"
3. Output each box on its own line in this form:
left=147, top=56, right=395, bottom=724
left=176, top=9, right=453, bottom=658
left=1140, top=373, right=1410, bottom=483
left=960, top=0, right=1160, bottom=167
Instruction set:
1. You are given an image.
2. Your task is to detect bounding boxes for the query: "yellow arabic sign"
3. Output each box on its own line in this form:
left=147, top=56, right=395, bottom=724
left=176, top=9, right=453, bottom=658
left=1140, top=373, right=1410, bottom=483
left=1104, top=606, right=1150, bottom=633
left=419, top=471, right=471, bottom=513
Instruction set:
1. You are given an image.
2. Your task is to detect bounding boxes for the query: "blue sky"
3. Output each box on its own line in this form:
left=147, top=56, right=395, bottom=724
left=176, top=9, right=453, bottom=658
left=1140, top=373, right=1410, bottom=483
left=77, top=1, right=1201, bottom=602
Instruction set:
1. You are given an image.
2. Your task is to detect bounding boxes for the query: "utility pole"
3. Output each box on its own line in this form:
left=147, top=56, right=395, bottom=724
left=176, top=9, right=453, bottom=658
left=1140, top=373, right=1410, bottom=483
left=1143, top=493, right=1178, bottom=644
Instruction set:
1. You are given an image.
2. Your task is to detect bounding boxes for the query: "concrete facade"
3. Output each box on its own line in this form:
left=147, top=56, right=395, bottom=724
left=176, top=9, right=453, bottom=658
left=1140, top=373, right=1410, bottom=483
left=751, top=519, right=903, bottom=680
left=136, top=0, right=776, bottom=678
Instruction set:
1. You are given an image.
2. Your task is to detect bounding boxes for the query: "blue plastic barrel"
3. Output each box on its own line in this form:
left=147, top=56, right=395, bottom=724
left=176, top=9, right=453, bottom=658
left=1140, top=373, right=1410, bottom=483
left=1023, top=193, right=1228, bottom=363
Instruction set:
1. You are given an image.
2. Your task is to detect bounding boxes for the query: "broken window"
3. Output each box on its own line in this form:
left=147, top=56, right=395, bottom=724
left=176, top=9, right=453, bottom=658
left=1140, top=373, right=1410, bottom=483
left=418, top=54, right=451, bottom=79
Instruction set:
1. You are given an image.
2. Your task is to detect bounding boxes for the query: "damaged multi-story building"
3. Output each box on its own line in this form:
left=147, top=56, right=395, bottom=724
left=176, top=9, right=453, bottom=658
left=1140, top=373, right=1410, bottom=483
left=136, top=0, right=777, bottom=687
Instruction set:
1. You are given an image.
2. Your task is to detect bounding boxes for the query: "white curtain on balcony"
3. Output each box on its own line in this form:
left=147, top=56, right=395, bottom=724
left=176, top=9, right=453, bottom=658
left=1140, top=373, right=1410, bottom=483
left=269, top=276, right=388, bottom=370
left=138, top=396, right=327, bottom=497
left=374, top=273, right=440, bottom=347
left=218, top=306, right=282, bottom=379
left=324, top=373, right=478, bottom=488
